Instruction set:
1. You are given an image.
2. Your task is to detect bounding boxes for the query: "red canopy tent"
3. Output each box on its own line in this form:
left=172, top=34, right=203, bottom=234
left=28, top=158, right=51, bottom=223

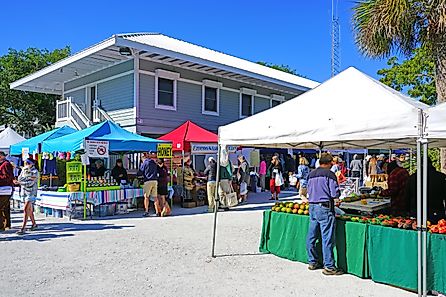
left=158, top=121, right=218, bottom=152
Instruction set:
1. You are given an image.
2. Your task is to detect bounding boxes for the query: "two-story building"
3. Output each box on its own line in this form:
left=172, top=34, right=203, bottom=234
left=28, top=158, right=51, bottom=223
left=10, top=33, right=318, bottom=137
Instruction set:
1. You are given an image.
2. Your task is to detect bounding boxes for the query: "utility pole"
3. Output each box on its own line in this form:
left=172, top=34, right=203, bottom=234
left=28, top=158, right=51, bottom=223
left=331, top=0, right=340, bottom=77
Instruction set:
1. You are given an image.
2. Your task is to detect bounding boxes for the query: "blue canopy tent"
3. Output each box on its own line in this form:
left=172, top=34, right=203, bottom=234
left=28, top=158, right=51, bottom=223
left=42, top=121, right=164, bottom=153
left=10, top=125, right=77, bottom=155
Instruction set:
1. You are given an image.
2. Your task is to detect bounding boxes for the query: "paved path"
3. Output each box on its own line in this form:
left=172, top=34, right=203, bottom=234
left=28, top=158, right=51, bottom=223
left=0, top=191, right=416, bottom=297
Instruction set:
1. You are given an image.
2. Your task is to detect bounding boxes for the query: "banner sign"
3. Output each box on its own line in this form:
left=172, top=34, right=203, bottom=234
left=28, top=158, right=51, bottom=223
left=157, top=143, right=173, bottom=158
left=191, top=143, right=237, bottom=155
left=85, top=140, right=109, bottom=158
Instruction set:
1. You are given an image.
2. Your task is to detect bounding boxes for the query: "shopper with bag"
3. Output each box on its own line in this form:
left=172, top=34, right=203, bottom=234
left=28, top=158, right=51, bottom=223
left=16, top=158, right=39, bottom=235
left=268, top=155, right=283, bottom=201
left=218, top=148, right=237, bottom=209
left=237, top=155, right=250, bottom=204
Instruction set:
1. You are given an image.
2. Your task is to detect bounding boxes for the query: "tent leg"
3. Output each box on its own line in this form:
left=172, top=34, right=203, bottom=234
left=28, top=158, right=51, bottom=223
left=416, top=140, right=422, bottom=297
left=211, top=143, right=221, bottom=258
left=422, top=141, right=428, bottom=297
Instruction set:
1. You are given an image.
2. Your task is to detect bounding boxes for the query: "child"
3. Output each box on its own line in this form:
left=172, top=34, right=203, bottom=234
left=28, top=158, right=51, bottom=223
left=16, top=158, right=39, bottom=235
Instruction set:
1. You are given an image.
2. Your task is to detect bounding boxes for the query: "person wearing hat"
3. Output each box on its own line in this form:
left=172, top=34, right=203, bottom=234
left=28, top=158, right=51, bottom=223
left=16, top=158, right=39, bottom=234
left=0, top=151, right=14, bottom=231
left=204, top=157, right=217, bottom=212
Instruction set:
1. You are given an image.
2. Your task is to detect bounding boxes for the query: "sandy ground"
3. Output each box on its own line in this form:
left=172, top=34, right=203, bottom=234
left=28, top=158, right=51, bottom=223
left=0, top=191, right=416, bottom=297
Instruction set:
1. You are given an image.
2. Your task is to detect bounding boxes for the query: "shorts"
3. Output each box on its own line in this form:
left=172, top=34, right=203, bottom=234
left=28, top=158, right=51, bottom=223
left=143, top=180, right=158, bottom=198
left=157, top=186, right=168, bottom=196
left=269, top=179, right=281, bottom=194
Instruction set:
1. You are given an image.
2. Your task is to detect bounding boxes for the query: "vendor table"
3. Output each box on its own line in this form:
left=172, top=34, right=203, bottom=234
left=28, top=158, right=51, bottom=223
left=259, top=210, right=446, bottom=294
left=259, top=210, right=369, bottom=278
left=11, top=188, right=144, bottom=210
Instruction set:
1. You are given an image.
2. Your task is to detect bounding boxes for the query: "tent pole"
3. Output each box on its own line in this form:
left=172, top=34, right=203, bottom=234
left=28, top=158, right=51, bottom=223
left=422, top=140, right=428, bottom=297
left=416, top=139, right=422, bottom=297
left=211, top=142, right=221, bottom=258
left=83, top=164, right=87, bottom=220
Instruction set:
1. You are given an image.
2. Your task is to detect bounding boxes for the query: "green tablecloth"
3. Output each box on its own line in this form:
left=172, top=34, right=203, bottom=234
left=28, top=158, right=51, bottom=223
left=428, top=233, right=446, bottom=293
left=259, top=210, right=369, bottom=278
left=368, top=224, right=446, bottom=294
left=259, top=210, right=445, bottom=294
left=367, top=224, right=418, bottom=291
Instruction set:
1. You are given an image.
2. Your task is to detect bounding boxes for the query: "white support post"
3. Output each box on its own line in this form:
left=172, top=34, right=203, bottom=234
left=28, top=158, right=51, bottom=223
left=211, top=138, right=221, bottom=258
left=416, top=139, right=422, bottom=297
left=422, top=140, right=428, bottom=297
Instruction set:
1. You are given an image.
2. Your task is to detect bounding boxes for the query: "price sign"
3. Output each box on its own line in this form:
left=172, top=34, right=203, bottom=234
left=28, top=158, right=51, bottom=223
left=157, top=143, right=172, bottom=158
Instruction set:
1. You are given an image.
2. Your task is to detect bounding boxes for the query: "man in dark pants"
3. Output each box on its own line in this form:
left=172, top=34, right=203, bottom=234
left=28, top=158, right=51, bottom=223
left=306, top=153, right=342, bottom=275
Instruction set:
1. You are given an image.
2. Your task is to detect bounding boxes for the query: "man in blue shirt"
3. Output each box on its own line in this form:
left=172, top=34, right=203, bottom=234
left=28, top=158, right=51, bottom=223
left=306, top=153, right=342, bottom=275
left=137, top=151, right=158, bottom=217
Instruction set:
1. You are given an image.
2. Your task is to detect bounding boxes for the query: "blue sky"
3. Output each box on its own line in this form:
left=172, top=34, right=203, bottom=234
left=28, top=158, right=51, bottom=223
left=1, top=0, right=394, bottom=83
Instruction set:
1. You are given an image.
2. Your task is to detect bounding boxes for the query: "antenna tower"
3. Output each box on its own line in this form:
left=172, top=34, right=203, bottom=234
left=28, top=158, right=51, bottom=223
left=331, top=0, right=340, bottom=77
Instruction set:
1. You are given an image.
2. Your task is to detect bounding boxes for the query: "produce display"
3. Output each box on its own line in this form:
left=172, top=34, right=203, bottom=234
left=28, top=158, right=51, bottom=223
left=343, top=192, right=385, bottom=202
left=337, top=214, right=446, bottom=234
left=271, top=202, right=309, bottom=216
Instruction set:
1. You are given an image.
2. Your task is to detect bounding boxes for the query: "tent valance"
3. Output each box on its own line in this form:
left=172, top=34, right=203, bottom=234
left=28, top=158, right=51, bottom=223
left=42, top=121, right=165, bottom=153
left=10, top=126, right=76, bottom=155
left=158, top=121, right=217, bottom=152
left=219, top=67, right=428, bottom=149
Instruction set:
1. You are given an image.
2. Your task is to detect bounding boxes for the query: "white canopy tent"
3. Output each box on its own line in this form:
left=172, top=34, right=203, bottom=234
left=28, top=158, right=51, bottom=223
left=213, top=67, right=431, bottom=297
left=0, top=127, right=25, bottom=154
left=426, top=102, right=446, bottom=146
left=220, top=67, right=427, bottom=149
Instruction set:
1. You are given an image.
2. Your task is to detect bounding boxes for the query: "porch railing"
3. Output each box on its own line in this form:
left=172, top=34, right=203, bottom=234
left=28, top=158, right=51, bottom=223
left=56, top=97, right=92, bottom=130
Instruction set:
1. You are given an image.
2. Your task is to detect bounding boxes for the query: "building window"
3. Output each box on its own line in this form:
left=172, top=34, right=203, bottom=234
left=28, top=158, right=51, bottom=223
left=202, top=86, right=219, bottom=115
left=155, top=69, right=179, bottom=111
left=158, top=78, right=174, bottom=106
left=240, top=93, right=253, bottom=117
left=271, top=100, right=280, bottom=107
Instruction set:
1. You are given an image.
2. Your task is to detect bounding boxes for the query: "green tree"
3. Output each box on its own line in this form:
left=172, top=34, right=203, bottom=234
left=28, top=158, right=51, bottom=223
left=0, top=47, right=70, bottom=136
left=378, top=47, right=437, bottom=105
left=257, top=61, right=306, bottom=77
left=353, top=0, right=446, bottom=173
left=353, top=0, right=446, bottom=103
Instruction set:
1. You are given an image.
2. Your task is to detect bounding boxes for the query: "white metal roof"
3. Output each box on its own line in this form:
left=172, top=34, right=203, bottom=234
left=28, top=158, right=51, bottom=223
left=10, top=33, right=319, bottom=95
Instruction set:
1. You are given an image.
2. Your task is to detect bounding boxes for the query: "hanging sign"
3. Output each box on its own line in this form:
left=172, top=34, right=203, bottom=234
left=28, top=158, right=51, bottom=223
left=157, top=143, right=173, bottom=158
left=85, top=140, right=109, bottom=158
left=21, top=147, right=30, bottom=161
left=191, top=143, right=238, bottom=155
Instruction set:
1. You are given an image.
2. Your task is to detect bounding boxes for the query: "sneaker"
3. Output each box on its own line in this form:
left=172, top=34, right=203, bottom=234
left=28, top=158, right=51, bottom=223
left=30, top=225, right=38, bottom=231
left=308, top=263, right=321, bottom=270
left=16, top=229, right=25, bottom=235
left=322, top=267, right=343, bottom=276
left=143, top=212, right=150, bottom=217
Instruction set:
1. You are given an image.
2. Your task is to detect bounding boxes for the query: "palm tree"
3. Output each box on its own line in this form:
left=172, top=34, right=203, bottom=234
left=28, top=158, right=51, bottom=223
left=353, top=0, right=446, bottom=103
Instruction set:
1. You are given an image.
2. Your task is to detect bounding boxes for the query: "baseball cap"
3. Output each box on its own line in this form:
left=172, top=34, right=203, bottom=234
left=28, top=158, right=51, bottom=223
left=0, top=151, right=7, bottom=157
left=319, top=153, right=334, bottom=165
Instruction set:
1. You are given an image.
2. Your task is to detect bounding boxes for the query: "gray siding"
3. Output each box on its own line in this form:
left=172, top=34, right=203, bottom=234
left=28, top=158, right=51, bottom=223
left=139, top=59, right=300, bottom=100
left=97, top=74, right=134, bottom=112
left=65, top=88, right=86, bottom=112
left=254, top=96, right=270, bottom=113
left=138, top=74, right=241, bottom=134
left=64, top=60, right=133, bottom=91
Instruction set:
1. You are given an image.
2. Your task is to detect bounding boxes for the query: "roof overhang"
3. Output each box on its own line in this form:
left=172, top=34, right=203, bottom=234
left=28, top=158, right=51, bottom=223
left=10, top=33, right=319, bottom=96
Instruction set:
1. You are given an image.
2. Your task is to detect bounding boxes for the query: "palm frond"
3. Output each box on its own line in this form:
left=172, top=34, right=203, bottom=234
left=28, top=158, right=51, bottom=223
left=353, top=0, right=417, bottom=57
